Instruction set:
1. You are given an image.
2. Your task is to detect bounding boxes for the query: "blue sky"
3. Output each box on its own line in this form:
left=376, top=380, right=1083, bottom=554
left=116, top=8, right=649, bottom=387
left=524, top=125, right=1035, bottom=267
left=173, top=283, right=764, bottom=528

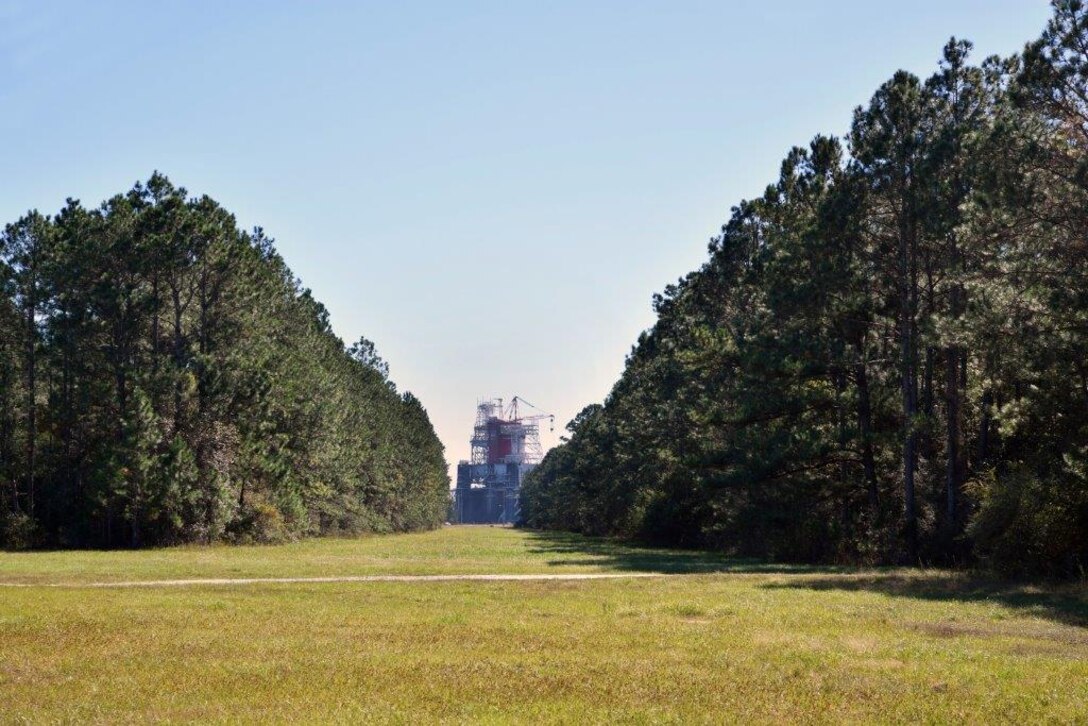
left=0, top=1, right=1054, bottom=472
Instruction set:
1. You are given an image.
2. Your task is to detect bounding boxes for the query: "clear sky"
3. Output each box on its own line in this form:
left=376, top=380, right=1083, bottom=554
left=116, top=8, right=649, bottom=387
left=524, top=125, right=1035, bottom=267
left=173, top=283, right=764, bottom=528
left=0, top=1, right=1054, bottom=477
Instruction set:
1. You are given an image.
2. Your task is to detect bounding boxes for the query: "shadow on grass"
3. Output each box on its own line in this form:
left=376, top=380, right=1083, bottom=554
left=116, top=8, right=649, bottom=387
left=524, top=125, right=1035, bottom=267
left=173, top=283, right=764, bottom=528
left=522, top=530, right=1088, bottom=628
left=761, top=573, right=1088, bottom=629
left=521, top=529, right=845, bottom=575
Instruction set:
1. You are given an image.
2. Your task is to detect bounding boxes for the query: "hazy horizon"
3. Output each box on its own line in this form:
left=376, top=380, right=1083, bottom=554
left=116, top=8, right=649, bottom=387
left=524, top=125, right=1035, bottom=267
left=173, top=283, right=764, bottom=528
left=1, top=1, right=1053, bottom=477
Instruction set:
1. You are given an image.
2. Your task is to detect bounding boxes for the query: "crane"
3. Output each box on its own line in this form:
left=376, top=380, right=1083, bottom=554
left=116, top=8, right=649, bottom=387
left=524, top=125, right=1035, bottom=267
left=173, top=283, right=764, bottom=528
left=506, top=396, right=555, bottom=432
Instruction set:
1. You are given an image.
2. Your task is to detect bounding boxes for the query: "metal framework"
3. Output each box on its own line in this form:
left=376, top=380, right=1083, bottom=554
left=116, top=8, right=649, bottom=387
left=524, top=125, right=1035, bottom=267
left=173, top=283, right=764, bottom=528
left=452, top=396, right=554, bottom=524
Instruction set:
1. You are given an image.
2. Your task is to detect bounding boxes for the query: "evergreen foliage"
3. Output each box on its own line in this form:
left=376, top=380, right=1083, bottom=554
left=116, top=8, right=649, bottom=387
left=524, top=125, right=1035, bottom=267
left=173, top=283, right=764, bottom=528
left=521, top=1, right=1088, bottom=576
left=0, top=176, right=449, bottom=548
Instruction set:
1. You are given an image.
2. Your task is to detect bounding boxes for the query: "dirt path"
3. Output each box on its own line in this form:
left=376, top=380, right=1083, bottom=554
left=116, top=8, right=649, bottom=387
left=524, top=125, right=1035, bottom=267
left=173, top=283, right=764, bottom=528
left=0, top=572, right=667, bottom=589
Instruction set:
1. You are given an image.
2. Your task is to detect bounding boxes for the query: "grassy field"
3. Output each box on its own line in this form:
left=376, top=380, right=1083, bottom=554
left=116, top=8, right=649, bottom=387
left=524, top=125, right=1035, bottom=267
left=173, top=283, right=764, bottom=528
left=1, top=527, right=1086, bottom=723
left=0, top=525, right=760, bottom=584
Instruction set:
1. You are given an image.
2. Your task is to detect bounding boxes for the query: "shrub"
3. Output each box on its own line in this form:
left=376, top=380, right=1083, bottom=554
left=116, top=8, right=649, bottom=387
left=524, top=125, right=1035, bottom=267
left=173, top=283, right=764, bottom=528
left=0, top=510, right=37, bottom=550
left=967, top=466, right=1088, bottom=579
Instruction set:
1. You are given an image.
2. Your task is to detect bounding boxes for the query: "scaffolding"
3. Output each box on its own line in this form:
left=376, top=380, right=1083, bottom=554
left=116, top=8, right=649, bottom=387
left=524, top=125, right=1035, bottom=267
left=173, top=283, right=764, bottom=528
left=452, top=397, right=553, bottom=524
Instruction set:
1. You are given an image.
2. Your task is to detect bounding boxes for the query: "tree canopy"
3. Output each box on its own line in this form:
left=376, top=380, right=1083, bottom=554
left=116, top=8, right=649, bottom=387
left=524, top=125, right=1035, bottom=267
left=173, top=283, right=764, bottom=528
left=521, top=1, right=1088, bottom=577
left=0, top=175, right=449, bottom=548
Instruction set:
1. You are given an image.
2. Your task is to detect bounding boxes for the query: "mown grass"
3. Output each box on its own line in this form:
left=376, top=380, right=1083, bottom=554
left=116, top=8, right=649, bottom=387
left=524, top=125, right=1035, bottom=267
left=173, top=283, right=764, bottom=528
left=0, top=525, right=812, bottom=585
left=2, top=527, right=1086, bottom=723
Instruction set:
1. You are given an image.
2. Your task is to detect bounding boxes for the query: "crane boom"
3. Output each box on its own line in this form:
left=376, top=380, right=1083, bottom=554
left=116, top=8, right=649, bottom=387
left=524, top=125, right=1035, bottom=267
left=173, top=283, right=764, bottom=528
left=507, top=396, right=555, bottom=432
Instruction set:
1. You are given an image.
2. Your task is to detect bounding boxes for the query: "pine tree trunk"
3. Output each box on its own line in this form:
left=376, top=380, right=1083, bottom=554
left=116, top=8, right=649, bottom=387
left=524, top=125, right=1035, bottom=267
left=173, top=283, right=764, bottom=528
left=899, top=208, right=919, bottom=564
left=151, top=273, right=160, bottom=373
left=0, top=363, right=16, bottom=514
left=923, top=346, right=935, bottom=418
left=24, top=294, right=36, bottom=516
left=61, top=319, right=72, bottom=501
left=173, top=284, right=184, bottom=433
left=944, top=233, right=965, bottom=532
left=114, top=295, right=132, bottom=445
left=945, top=348, right=960, bottom=525
left=855, top=361, right=879, bottom=520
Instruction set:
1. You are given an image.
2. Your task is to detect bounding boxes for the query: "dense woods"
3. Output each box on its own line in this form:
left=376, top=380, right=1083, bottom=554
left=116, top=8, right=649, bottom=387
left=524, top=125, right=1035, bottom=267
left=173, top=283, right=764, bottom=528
left=0, top=176, right=449, bottom=548
left=522, top=2, right=1088, bottom=576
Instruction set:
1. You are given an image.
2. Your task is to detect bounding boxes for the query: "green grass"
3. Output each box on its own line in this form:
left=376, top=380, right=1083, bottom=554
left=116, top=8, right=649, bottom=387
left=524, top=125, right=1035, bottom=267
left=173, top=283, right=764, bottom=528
left=2, top=527, right=1087, bottom=723
left=0, top=525, right=820, bottom=585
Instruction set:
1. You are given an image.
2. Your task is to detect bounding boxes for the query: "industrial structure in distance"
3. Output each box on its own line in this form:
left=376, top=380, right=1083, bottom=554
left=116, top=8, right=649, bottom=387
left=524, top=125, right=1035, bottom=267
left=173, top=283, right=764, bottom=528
left=451, top=397, right=553, bottom=524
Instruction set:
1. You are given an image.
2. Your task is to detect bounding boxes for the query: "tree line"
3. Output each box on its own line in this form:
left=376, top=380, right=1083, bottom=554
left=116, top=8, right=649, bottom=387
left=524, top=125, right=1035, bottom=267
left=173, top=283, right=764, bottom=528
left=521, top=2, right=1088, bottom=577
left=1, top=174, right=449, bottom=548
